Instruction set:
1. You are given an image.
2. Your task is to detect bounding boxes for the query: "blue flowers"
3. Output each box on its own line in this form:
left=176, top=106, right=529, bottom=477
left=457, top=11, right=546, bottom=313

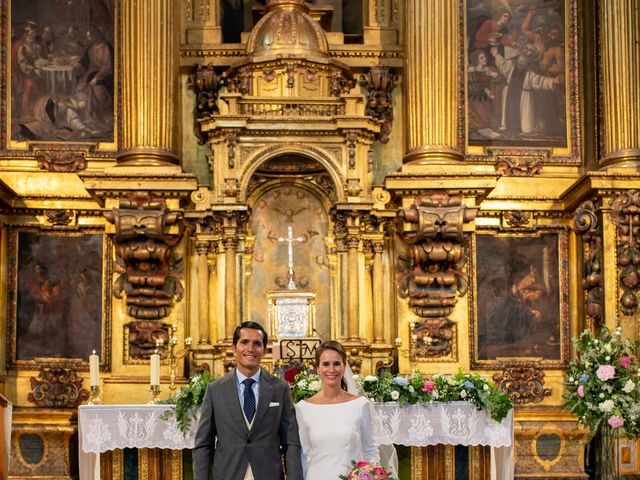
left=393, top=376, right=409, bottom=386
left=579, top=374, right=589, bottom=383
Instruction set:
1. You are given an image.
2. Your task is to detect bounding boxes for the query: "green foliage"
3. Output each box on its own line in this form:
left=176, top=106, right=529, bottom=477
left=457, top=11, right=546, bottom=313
left=562, top=326, right=640, bottom=438
left=291, top=371, right=322, bottom=403
left=160, top=371, right=214, bottom=434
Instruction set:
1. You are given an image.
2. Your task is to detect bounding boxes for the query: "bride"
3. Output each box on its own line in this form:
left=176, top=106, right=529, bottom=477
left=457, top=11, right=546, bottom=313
left=294, top=340, right=380, bottom=479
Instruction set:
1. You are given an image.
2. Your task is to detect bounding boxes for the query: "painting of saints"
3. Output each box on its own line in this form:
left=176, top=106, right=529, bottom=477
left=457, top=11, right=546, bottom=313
left=466, top=0, right=567, bottom=147
left=15, top=232, right=104, bottom=361
left=10, top=0, right=115, bottom=143
left=475, top=234, right=563, bottom=362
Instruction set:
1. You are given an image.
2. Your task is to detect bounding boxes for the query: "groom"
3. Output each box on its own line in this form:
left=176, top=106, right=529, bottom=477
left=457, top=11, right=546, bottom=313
left=193, top=321, right=303, bottom=480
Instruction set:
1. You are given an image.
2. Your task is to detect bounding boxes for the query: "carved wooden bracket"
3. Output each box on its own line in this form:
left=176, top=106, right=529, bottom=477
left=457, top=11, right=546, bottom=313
left=396, top=194, right=477, bottom=357
left=573, top=199, right=604, bottom=326
left=360, top=66, right=397, bottom=144
left=189, top=64, right=224, bottom=120
left=35, top=151, right=87, bottom=172
left=126, top=320, right=170, bottom=359
left=610, top=191, right=640, bottom=315
left=28, top=367, right=89, bottom=408
left=493, top=366, right=552, bottom=404
left=104, top=192, right=184, bottom=320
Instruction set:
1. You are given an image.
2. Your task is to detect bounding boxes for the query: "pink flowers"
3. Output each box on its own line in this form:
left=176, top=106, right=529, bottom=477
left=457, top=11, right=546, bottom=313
left=422, top=380, right=435, bottom=394
left=340, top=460, right=394, bottom=480
left=620, top=356, right=632, bottom=368
left=577, top=385, right=585, bottom=398
left=596, top=365, right=616, bottom=381
left=608, top=416, right=625, bottom=428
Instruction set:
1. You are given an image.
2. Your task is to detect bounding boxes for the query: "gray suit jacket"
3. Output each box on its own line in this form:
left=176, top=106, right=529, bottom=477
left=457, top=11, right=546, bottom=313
left=192, top=368, right=303, bottom=480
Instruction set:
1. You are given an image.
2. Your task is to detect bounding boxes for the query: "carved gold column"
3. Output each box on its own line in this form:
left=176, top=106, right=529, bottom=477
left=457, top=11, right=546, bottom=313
left=209, top=245, right=219, bottom=343
left=119, top=0, right=178, bottom=165
left=600, top=1, right=640, bottom=166
left=346, top=235, right=360, bottom=341
left=403, top=0, right=461, bottom=163
left=196, top=241, right=211, bottom=345
left=372, top=240, right=385, bottom=343
left=224, top=237, right=238, bottom=340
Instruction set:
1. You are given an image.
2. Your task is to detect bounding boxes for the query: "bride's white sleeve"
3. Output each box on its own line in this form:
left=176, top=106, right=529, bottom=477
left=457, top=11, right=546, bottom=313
left=360, top=400, right=380, bottom=463
left=294, top=403, right=310, bottom=476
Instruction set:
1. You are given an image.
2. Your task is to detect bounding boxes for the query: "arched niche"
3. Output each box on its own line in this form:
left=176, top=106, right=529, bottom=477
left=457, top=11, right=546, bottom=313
left=245, top=153, right=337, bottom=340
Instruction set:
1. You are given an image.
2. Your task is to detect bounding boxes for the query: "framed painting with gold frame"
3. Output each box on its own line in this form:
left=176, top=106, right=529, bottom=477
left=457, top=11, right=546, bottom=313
left=6, top=227, right=112, bottom=369
left=470, top=229, right=569, bottom=368
left=463, top=0, right=580, bottom=164
left=2, top=0, right=118, bottom=151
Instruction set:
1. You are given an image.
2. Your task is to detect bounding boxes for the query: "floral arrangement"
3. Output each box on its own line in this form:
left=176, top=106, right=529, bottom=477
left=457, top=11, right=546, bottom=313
left=338, top=460, right=397, bottom=480
left=290, top=368, right=512, bottom=423
left=355, top=369, right=513, bottom=423
left=160, top=371, right=214, bottom=433
left=562, top=326, right=640, bottom=437
left=291, top=370, right=322, bottom=403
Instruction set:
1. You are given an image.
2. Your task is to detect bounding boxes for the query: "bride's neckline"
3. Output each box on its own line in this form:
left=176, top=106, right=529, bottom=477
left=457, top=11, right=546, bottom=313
left=301, top=396, right=362, bottom=406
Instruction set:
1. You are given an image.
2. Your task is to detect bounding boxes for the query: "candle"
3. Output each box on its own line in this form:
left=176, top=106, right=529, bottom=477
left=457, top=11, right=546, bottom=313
left=150, top=352, right=160, bottom=386
left=89, top=350, right=99, bottom=386
left=272, top=342, right=280, bottom=360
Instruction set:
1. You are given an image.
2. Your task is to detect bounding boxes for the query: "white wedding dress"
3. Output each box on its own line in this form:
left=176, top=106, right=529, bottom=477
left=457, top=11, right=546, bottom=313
left=295, top=396, right=380, bottom=480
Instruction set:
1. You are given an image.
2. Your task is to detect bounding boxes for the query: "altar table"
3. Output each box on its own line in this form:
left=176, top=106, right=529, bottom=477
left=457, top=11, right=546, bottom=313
left=79, top=402, right=513, bottom=480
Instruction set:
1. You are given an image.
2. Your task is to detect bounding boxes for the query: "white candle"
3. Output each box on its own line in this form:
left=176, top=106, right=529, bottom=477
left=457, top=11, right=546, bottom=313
left=272, top=342, right=280, bottom=360
left=150, top=352, right=160, bottom=386
left=89, top=350, right=99, bottom=387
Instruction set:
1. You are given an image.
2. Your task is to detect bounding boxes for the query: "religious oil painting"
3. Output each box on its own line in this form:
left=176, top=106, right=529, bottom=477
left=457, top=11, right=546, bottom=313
left=249, top=185, right=331, bottom=340
left=7, top=229, right=109, bottom=367
left=465, top=0, right=568, bottom=148
left=472, top=232, right=569, bottom=368
left=8, top=0, right=115, bottom=143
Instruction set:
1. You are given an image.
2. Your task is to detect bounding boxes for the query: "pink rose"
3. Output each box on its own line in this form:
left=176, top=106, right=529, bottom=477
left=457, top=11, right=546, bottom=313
left=596, top=365, right=616, bottom=381
left=422, top=380, right=435, bottom=393
left=577, top=385, right=585, bottom=398
left=373, top=467, right=388, bottom=478
left=620, top=356, right=632, bottom=368
left=356, top=461, right=369, bottom=468
left=608, top=416, right=624, bottom=428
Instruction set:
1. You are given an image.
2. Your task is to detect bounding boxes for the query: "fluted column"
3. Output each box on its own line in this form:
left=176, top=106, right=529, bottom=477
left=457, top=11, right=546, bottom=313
left=403, top=0, right=462, bottom=164
left=372, top=240, right=385, bottom=343
left=196, top=241, right=211, bottom=345
left=119, top=0, right=178, bottom=165
left=600, top=1, right=640, bottom=166
left=346, top=235, right=360, bottom=341
left=224, top=237, right=238, bottom=340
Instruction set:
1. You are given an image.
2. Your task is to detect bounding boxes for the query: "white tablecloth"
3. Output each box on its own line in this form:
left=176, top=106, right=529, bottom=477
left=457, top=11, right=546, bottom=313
left=78, top=402, right=514, bottom=480
left=78, top=404, right=196, bottom=480
left=372, top=402, right=514, bottom=480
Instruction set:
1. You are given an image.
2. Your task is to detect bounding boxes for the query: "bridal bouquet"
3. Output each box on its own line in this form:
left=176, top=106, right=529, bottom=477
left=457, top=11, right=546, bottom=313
left=562, top=326, right=640, bottom=437
left=339, top=460, right=397, bottom=480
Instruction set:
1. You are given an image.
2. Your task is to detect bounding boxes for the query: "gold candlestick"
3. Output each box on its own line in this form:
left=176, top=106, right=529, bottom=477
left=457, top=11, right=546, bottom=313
left=158, top=324, right=192, bottom=396
left=148, top=384, right=161, bottom=404
left=88, top=385, right=102, bottom=405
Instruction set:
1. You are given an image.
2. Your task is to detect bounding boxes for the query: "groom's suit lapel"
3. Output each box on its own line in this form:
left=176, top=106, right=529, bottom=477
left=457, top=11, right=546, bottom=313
left=221, top=370, right=250, bottom=435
